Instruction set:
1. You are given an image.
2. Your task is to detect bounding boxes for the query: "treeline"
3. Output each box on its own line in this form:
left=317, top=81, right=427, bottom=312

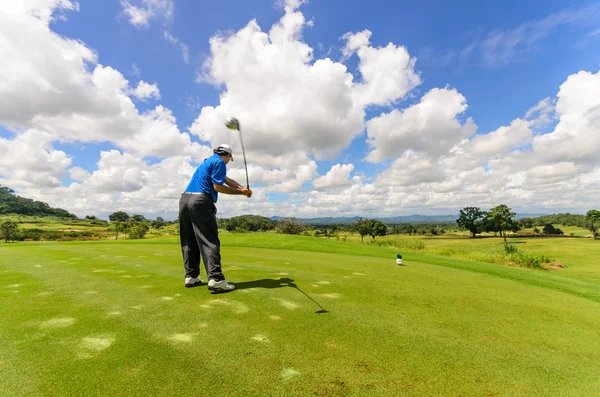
left=0, top=186, right=76, bottom=218
left=518, top=213, right=587, bottom=228
left=218, top=215, right=277, bottom=232
left=107, top=211, right=175, bottom=239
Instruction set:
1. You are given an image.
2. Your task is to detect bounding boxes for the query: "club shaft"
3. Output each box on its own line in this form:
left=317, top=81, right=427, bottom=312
left=237, top=128, right=249, bottom=189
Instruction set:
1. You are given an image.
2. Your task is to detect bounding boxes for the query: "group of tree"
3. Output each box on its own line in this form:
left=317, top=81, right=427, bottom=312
left=218, top=215, right=277, bottom=233
left=587, top=210, right=600, bottom=240
left=389, top=223, right=448, bottom=236
left=456, top=205, right=520, bottom=241
left=278, top=218, right=306, bottom=235
left=350, top=218, right=387, bottom=242
left=518, top=213, right=587, bottom=228
left=107, top=211, right=173, bottom=239
left=0, top=185, right=76, bottom=218
left=457, top=205, right=600, bottom=240
left=0, top=220, right=21, bottom=242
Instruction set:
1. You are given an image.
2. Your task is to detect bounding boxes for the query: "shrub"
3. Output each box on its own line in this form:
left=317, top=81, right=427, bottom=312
left=543, top=224, right=563, bottom=235
left=128, top=224, right=149, bottom=239
left=278, top=218, right=306, bottom=235
left=509, top=252, right=554, bottom=269
left=367, top=238, right=425, bottom=250
left=503, top=242, right=518, bottom=254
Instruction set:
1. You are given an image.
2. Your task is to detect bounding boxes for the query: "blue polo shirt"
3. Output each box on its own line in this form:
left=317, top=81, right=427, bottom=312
left=185, top=154, right=226, bottom=202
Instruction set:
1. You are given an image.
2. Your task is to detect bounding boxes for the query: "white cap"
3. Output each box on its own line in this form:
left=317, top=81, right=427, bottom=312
left=214, top=143, right=233, bottom=161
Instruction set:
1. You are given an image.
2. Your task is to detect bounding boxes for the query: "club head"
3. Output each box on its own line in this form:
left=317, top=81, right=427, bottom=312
left=315, top=309, right=329, bottom=314
left=225, top=116, right=240, bottom=130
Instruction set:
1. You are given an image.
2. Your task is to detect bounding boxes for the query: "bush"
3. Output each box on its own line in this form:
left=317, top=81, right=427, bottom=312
left=503, top=242, right=518, bottom=254
left=543, top=224, right=563, bottom=235
left=278, top=218, right=306, bottom=235
left=509, top=252, right=554, bottom=269
left=367, top=238, right=426, bottom=250
left=128, top=224, right=149, bottom=239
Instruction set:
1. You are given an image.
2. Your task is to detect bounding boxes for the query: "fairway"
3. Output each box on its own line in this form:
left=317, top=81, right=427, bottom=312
left=1, top=236, right=600, bottom=396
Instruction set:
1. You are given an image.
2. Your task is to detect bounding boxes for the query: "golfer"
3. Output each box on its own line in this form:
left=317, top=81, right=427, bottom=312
left=179, top=144, right=252, bottom=292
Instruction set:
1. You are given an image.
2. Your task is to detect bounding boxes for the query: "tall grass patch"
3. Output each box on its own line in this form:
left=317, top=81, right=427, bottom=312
left=367, top=238, right=426, bottom=250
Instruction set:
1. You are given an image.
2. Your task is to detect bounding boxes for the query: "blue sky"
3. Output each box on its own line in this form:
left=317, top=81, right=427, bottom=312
left=1, top=0, right=599, bottom=219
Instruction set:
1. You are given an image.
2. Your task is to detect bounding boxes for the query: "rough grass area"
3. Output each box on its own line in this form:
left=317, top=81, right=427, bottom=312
left=1, top=235, right=600, bottom=396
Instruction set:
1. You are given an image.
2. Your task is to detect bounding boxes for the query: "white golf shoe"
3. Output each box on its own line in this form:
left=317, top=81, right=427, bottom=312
left=208, top=279, right=235, bottom=292
left=184, top=277, right=202, bottom=288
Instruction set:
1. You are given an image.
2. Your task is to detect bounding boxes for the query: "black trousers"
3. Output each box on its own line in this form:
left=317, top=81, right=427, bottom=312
left=179, top=193, right=225, bottom=281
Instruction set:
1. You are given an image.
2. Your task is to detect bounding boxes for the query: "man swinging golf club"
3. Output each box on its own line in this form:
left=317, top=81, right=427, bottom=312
left=179, top=141, right=252, bottom=292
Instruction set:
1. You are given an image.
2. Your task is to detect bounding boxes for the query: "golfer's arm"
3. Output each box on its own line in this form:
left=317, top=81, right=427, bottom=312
left=214, top=183, right=243, bottom=195
left=224, top=177, right=242, bottom=189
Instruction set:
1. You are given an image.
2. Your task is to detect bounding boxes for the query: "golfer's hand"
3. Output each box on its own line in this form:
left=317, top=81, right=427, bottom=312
left=241, top=187, right=252, bottom=198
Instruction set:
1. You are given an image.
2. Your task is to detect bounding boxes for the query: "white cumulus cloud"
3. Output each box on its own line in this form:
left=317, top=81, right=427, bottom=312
left=313, top=164, right=355, bottom=190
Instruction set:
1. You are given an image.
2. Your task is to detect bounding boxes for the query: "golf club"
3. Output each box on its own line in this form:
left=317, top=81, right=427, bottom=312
left=281, top=278, right=328, bottom=314
left=225, top=116, right=249, bottom=189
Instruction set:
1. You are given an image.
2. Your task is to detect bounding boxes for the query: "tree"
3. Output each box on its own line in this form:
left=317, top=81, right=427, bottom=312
left=403, top=224, right=417, bottom=235
left=542, top=224, right=563, bottom=235
left=0, top=220, right=21, bottom=242
left=487, top=204, right=520, bottom=243
left=368, top=219, right=387, bottom=240
left=113, top=221, right=125, bottom=240
left=351, top=218, right=371, bottom=242
left=456, top=207, right=487, bottom=238
left=278, top=218, right=305, bottom=235
left=109, top=211, right=130, bottom=222
left=152, top=217, right=166, bottom=229
left=518, top=217, right=534, bottom=228
left=131, top=214, right=147, bottom=222
left=586, top=209, right=600, bottom=240
left=129, top=223, right=150, bottom=239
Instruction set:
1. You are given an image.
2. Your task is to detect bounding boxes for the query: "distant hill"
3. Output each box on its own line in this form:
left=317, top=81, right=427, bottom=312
left=271, top=213, right=547, bottom=225
left=270, top=215, right=458, bottom=225
left=0, top=185, right=77, bottom=219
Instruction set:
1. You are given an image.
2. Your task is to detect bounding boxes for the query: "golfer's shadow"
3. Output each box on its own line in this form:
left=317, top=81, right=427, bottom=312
left=232, top=277, right=329, bottom=314
left=233, top=277, right=296, bottom=290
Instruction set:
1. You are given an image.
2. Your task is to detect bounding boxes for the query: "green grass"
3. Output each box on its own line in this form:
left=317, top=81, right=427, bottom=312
left=1, top=235, right=600, bottom=396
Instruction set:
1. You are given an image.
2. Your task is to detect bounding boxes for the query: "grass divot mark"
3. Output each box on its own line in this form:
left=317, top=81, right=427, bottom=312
left=77, top=335, right=115, bottom=359
left=281, top=368, right=300, bottom=381
left=269, top=315, right=281, bottom=321
left=325, top=341, right=343, bottom=349
left=205, top=299, right=249, bottom=314
left=273, top=298, right=299, bottom=310
left=167, top=333, right=194, bottom=343
left=161, top=296, right=174, bottom=301
left=40, top=318, right=76, bottom=329
left=251, top=334, right=269, bottom=343
left=316, top=281, right=331, bottom=285
left=353, top=272, right=367, bottom=276
left=320, top=293, right=341, bottom=299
